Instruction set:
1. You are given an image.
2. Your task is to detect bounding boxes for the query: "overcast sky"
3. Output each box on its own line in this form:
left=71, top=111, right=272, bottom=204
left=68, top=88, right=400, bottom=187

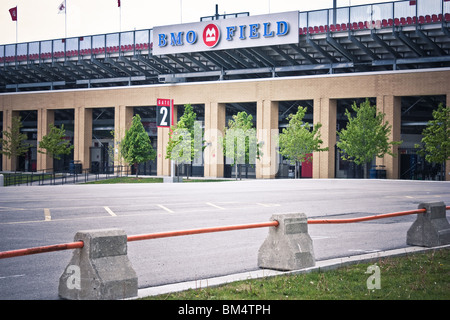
left=1, top=0, right=398, bottom=45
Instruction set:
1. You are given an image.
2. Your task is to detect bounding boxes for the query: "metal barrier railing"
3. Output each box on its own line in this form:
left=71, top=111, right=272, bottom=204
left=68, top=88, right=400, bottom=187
left=0, top=221, right=279, bottom=260
left=0, top=206, right=448, bottom=260
left=307, top=208, right=428, bottom=224
left=2, top=165, right=134, bottom=186
left=1, top=0, right=449, bottom=64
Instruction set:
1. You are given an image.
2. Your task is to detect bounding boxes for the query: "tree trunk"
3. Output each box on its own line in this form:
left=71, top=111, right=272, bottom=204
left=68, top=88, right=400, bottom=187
left=135, top=163, right=139, bottom=178
left=364, top=162, right=368, bottom=179
left=186, top=163, right=190, bottom=180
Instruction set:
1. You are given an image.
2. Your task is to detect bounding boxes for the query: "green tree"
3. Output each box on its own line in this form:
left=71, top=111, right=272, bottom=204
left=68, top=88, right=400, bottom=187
left=38, top=124, right=74, bottom=160
left=0, top=116, right=31, bottom=165
left=120, top=114, right=156, bottom=178
left=166, top=104, right=205, bottom=179
left=278, top=106, right=328, bottom=178
left=220, top=111, right=262, bottom=180
left=415, top=103, right=450, bottom=180
left=337, top=99, right=401, bottom=178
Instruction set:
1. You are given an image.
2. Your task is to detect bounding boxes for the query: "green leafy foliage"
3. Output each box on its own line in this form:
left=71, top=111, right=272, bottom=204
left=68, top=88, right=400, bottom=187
left=415, top=103, right=449, bottom=179
left=0, top=116, right=30, bottom=159
left=278, top=106, right=328, bottom=174
left=120, top=114, right=156, bottom=177
left=220, top=111, right=262, bottom=179
left=337, top=99, right=401, bottom=177
left=38, top=124, right=74, bottom=160
left=166, top=104, right=204, bottom=164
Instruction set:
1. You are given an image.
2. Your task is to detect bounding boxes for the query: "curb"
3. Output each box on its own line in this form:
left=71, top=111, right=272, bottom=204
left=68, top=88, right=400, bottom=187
left=137, top=244, right=450, bottom=299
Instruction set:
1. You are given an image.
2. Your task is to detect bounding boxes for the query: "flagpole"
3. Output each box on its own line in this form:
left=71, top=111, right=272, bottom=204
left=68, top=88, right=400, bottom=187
left=15, top=5, right=18, bottom=43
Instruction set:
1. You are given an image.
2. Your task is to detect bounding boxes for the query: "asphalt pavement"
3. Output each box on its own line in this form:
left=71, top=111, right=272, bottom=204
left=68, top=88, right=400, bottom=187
left=0, top=178, right=449, bottom=299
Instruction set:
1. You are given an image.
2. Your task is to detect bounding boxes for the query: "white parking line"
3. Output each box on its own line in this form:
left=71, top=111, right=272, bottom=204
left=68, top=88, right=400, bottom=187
left=104, top=206, right=117, bottom=217
left=44, top=208, right=51, bottom=221
left=311, top=236, right=333, bottom=240
left=0, top=274, right=25, bottom=280
left=206, top=202, right=225, bottom=210
left=157, top=204, right=174, bottom=214
left=256, top=203, right=281, bottom=207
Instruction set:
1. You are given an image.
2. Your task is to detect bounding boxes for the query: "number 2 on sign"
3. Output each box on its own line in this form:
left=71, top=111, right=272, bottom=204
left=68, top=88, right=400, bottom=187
left=160, top=107, right=168, bottom=126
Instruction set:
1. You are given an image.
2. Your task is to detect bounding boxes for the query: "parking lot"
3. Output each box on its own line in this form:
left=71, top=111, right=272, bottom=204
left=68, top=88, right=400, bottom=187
left=0, top=178, right=449, bottom=299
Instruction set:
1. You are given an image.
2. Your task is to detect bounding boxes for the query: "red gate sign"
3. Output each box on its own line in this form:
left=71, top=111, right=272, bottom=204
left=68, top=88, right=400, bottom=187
left=157, top=98, right=172, bottom=106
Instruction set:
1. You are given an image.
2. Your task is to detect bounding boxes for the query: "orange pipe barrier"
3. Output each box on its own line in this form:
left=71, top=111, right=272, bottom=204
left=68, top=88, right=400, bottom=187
left=0, top=241, right=84, bottom=260
left=307, top=208, right=427, bottom=224
left=1, top=206, right=448, bottom=260
left=127, top=221, right=280, bottom=242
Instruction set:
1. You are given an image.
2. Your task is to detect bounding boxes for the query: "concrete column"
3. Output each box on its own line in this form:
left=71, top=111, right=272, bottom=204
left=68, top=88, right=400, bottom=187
left=204, top=102, right=225, bottom=178
left=114, top=105, right=133, bottom=168
left=446, top=95, right=450, bottom=181
left=376, top=95, right=401, bottom=179
left=157, top=105, right=177, bottom=176
left=37, top=109, right=54, bottom=171
left=2, top=110, right=19, bottom=171
left=313, top=98, right=336, bottom=179
left=256, top=100, right=279, bottom=179
left=74, top=107, right=92, bottom=170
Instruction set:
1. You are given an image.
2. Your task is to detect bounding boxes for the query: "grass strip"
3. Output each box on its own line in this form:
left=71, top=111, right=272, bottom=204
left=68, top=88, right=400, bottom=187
left=84, top=177, right=231, bottom=184
left=144, top=248, right=450, bottom=300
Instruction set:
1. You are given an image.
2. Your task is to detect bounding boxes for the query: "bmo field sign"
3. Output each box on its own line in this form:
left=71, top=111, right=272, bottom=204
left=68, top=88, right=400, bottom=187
left=153, top=11, right=299, bottom=55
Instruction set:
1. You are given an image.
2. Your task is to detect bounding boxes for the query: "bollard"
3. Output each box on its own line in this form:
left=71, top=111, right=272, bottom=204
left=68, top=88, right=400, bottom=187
left=0, top=174, right=3, bottom=187
left=258, top=213, right=315, bottom=271
left=58, top=228, right=138, bottom=300
left=407, top=202, right=450, bottom=247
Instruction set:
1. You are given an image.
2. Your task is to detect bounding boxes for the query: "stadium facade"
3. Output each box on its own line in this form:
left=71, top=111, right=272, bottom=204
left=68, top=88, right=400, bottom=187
left=1, top=0, right=450, bottom=181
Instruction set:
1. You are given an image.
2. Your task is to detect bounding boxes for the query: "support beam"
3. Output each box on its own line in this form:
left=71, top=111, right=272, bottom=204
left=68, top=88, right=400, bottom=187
left=447, top=95, right=450, bottom=181
left=256, top=100, right=279, bottom=179
left=114, top=105, right=133, bottom=168
left=157, top=105, right=177, bottom=176
left=74, top=107, right=92, bottom=170
left=204, top=102, right=225, bottom=178
left=2, top=110, right=20, bottom=171
left=376, top=95, right=401, bottom=179
left=37, top=109, right=54, bottom=171
left=313, top=98, right=336, bottom=179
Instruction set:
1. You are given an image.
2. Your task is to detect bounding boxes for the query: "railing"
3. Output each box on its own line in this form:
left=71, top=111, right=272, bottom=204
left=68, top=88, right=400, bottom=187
left=0, top=221, right=280, bottom=259
left=1, top=0, right=449, bottom=64
left=300, top=0, right=450, bottom=34
left=307, top=208, right=428, bottom=224
left=1, top=165, right=134, bottom=186
left=1, top=205, right=448, bottom=260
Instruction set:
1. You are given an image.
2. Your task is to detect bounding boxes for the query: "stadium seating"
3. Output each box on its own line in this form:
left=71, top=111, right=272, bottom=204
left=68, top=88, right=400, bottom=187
left=1, top=8, right=449, bottom=64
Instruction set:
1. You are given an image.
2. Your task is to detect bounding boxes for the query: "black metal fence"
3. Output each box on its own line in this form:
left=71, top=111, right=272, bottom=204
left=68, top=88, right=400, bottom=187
left=1, top=165, right=132, bottom=187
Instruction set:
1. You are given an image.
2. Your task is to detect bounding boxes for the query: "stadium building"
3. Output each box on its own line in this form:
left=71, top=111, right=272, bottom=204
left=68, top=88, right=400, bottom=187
left=1, top=0, right=449, bottom=180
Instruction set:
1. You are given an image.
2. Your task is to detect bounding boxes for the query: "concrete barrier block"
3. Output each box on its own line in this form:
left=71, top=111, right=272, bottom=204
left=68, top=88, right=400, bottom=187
left=164, top=176, right=183, bottom=183
left=258, top=213, right=315, bottom=271
left=407, top=202, right=450, bottom=247
left=59, top=228, right=138, bottom=300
